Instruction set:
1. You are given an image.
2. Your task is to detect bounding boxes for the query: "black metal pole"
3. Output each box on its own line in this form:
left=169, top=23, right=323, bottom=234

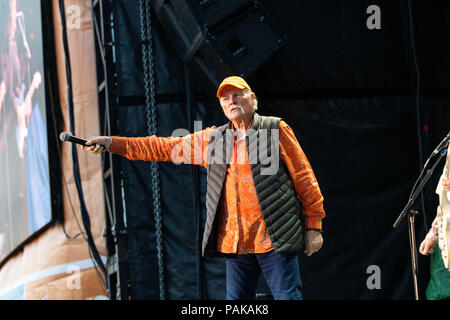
left=407, top=209, right=419, bottom=300
left=185, top=63, right=203, bottom=300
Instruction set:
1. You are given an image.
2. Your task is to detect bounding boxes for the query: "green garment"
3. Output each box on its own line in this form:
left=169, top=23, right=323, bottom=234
left=426, top=246, right=450, bottom=300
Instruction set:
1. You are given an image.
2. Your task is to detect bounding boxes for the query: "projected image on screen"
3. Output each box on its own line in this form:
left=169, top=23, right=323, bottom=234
left=0, top=0, right=50, bottom=261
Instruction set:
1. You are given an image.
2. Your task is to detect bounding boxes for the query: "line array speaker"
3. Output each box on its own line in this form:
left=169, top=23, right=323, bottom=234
left=154, top=0, right=286, bottom=86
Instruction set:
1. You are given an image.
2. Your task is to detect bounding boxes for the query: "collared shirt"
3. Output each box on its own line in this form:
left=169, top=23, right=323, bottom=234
left=110, top=119, right=325, bottom=254
left=216, top=128, right=274, bottom=254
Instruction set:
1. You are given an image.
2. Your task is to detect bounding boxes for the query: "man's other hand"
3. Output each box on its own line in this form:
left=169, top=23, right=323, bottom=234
left=304, top=230, right=323, bottom=256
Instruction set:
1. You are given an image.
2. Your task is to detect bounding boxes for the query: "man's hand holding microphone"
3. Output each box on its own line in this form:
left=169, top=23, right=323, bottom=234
left=82, top=136, right=112, bottom=154
left=59, top=132, right=111, bottom=154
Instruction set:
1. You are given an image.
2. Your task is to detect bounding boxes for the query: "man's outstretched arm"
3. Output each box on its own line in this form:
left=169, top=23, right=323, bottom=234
left=82, top=128, right=215, bottom=168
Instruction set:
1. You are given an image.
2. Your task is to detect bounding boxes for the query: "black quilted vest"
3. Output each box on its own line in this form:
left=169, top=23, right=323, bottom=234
left=202, top=113, right=304, bottom=258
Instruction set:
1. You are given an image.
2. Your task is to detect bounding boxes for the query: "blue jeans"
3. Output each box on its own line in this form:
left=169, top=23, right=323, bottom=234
left=226, top=250, right=303, bottom=300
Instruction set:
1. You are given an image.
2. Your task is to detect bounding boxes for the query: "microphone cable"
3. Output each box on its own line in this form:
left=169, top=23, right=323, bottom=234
left=403, top=0, right=428, bottom=229
left=58, top=0, right=108, bottom=290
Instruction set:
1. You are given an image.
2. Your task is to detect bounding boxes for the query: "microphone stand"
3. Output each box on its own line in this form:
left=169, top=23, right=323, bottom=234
left=393, top=147, right=448, bottom=300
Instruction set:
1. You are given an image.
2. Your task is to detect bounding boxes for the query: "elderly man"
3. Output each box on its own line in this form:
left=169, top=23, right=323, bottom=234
left=82, top=76, right=325, bottom=300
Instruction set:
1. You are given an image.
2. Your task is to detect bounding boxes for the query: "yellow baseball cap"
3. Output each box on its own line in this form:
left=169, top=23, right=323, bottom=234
left=216, top=76, right=253, bottom=98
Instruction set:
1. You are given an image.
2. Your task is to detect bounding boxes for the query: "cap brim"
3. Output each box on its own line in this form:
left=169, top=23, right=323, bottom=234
left=216, top=84, right=246, bottom=98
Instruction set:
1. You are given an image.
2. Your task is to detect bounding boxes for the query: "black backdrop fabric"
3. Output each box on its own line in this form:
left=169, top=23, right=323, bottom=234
left=110, top=0, right=450, bottom=299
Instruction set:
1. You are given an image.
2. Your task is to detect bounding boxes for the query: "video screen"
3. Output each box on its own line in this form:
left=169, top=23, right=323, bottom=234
left=0, top=0, right=51, bottom=261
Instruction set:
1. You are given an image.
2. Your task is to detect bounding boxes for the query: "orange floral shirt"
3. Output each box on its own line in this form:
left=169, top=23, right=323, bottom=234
left=216, top=130, right=274, bottom=254
left=110, top=119, right=325, bottom=254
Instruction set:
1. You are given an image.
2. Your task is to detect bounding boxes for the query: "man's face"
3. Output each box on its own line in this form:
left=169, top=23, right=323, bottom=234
left=219, top=86, right=255, bottom=123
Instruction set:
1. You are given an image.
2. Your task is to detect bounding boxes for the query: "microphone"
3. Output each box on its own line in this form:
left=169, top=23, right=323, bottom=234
left=432, top=131, right=450, bottom=156
left=59, top=132, right=105, bottom=150
left=60, top=132, right=87, bottom=145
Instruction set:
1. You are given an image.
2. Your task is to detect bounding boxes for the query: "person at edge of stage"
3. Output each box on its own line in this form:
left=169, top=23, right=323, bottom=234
left=81, top=76, right=326, bottom=300
left=419, top=144, right=450, bottom=299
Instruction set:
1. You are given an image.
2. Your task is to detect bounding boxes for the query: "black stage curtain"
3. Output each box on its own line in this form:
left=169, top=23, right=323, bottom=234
left=111, top=0, right=450, bottom=299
